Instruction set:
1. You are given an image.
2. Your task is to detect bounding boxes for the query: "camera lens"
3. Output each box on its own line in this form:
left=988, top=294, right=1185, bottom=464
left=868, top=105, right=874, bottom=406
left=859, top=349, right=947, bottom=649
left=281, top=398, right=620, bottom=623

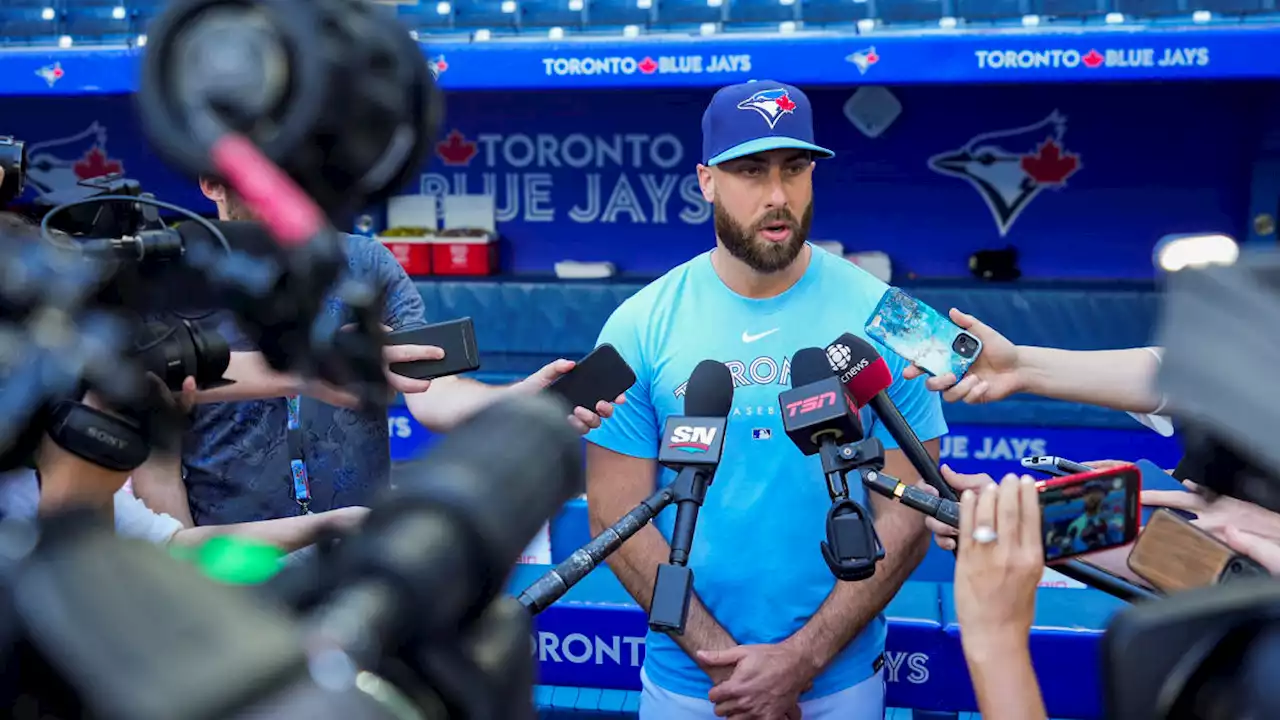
left=952, top=333, right=978, bottom=358
left=189, top=322, right=231, bottom=388
left=138, top=319, right=231, bottom=391
left=0, top=136, right=27, bottom=207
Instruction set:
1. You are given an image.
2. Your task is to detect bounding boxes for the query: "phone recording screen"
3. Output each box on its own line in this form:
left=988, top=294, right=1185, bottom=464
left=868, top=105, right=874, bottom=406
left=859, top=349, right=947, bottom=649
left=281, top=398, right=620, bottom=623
left=1040, top=470, right=1137, bottom=561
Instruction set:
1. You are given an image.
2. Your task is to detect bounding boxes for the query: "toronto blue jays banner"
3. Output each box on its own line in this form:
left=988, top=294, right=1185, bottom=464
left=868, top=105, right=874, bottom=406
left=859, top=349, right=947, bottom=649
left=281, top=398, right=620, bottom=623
left=0, top=81, right=1264, bottom=278
left=4, top=28, right=1280, bottom=96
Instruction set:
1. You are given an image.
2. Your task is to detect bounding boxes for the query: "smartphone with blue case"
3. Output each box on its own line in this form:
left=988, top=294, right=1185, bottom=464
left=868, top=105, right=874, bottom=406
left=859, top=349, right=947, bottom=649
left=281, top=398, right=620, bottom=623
left=865, top=288, right=983, bottom=379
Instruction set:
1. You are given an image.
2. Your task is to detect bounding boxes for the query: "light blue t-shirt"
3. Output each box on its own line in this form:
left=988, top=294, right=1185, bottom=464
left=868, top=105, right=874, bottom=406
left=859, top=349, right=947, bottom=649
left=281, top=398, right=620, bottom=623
left=585, top=245, right=948, bottom=701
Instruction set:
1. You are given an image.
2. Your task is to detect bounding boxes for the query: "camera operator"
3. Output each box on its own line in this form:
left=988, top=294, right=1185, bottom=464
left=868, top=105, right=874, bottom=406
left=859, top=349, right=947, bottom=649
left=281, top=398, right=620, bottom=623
left=133, top=177, right=620, bottom=528
left=0, top=381, right=369, bottom=552
left=953, top=473, right=1049, bottom=720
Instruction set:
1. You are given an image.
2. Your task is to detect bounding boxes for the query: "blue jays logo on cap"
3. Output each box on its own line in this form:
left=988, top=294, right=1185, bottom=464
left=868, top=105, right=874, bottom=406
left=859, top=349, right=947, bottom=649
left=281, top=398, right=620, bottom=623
left=702, top=80, right=835, bottom=166
left=737, top=88, right=798, bottom=129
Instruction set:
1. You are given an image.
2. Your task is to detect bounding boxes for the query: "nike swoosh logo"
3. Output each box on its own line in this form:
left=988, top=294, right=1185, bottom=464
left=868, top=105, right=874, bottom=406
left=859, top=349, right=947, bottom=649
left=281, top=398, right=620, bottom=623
left=742, top=329, right=780, bottom=343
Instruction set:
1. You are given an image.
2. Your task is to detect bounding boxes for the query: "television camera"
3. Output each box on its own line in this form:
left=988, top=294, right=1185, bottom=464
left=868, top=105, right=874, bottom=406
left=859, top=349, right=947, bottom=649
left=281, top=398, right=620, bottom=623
left=0, top=0, right=564, bottom=718
left=1104, top=248, right=1280, bottom=718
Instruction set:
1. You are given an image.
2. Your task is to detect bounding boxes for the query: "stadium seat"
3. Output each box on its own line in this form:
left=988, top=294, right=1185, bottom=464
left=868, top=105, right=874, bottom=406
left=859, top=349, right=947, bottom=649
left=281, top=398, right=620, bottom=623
left=64, top=0, right=130, bottom=42
left=727, top=0, right=801, bottom=24
left=452, top=0, right=522, bottom=31
left=0, top=1, right=61, bottom=47
left=954, top=0, right=1027, bottom=20
left=1030, top=0, right=1106, bottom=19
left=654, top=0, right=725, bottom=29
left=876, top=0, right=949, bottom=23
left=128, top=0, right=166, bottom=36
left=799, top=0, right=872, bottom=27
left=588, top=0, right=653, bottom=27
left=398, top=0, right=458, bottom=32
left=1112, top=0, right=1184, bottom=16
left=520, top=0, right=588, bottom=29
left=1198, top=0, right=1269, bottom=13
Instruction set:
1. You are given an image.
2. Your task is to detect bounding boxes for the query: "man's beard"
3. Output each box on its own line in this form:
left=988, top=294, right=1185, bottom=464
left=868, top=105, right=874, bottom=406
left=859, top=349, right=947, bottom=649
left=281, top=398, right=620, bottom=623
left=714, top=201, right=812, bottom=274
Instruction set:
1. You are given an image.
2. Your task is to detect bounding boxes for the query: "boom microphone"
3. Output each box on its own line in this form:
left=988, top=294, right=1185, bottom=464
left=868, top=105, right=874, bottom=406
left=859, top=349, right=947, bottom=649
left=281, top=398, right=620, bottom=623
left=826, top=334, right=957, bottom=502
left=649, top=360, right=733, bottom=635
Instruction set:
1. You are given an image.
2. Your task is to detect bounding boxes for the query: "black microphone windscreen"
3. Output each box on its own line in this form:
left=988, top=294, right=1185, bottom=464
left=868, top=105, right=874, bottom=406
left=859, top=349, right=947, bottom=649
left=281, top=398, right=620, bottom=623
left=685, top=360, right=733, bottom=417
left=790, top=347, right=835, bottom=387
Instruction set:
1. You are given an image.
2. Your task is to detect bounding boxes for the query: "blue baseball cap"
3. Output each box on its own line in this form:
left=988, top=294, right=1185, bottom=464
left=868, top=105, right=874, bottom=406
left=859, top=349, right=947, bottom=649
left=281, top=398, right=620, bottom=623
left=701, top=80, right=834, bottom=166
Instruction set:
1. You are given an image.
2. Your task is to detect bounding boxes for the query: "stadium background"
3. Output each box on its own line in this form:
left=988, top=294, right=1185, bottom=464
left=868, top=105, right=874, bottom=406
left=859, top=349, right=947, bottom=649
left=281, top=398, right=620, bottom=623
left=2, top=0, right=1278, bottom=716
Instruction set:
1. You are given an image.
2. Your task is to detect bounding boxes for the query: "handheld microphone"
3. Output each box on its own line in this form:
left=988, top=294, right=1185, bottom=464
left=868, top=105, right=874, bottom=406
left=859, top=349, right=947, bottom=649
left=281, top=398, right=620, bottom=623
left=648, top=360, right=733, bottom=635
left=827, top=334, right=1155, bottom=602
left=779, top=347, right=882, bottom=581
left=825, top=334, right=957, bottom=503
left=779, top=347, right=863, bottom=459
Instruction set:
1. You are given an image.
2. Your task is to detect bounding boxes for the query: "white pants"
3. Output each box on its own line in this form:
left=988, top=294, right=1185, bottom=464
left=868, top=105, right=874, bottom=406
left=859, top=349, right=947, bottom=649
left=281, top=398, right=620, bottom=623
left=639, top=668, right=885, bottom=720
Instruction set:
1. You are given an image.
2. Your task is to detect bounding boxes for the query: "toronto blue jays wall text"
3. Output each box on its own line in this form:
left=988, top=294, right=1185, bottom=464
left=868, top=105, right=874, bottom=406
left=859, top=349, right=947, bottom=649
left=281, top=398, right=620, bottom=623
left=421, top=130, right=711, bottom=225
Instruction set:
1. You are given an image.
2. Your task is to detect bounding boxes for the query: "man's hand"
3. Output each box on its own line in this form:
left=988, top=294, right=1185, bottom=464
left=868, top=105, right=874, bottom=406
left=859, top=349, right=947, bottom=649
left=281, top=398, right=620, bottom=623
left=699, top=644, right=813, bottom=719
left=382, top=341, right=445, bottom=394
left=922, top=465, right=996, bottom=551
left=150, top=374, right=198, bottom=414
left=1144, top=480, right=1280, bottom=543
left=513, top=359, right=624, bottom=435
left=1223, top=527, right=1280, bottom=573
left=324, top=505, right=370, bottom=534
left=902, top=308, right=1024, bottom=404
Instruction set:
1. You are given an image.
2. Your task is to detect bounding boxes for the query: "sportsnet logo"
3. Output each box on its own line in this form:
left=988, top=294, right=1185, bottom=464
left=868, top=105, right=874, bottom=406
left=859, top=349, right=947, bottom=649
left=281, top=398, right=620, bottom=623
left=668, top=425, right=718, bottom=453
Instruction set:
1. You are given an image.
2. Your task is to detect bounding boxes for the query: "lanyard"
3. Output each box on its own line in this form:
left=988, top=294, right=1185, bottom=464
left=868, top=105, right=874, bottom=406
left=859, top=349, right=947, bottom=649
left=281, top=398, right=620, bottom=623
left=286, top=395, right=312, bottom=514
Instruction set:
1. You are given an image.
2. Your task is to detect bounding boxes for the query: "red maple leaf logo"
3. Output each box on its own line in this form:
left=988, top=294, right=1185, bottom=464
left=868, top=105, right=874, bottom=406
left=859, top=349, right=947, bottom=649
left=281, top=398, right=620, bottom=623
left=435, top=129, right=477, bottom=166
left=776, top=94, right=797, bottom=112
left=434, top=57, right=449, bottom=74
left=864, top=50, right=879, bottom=65
left=1020, top=138, right=1080, bottom=186
left=638, top=57, right=657, bottom=74
left=73, top=147, right=122, bottom=180
left=1082, top=49, right=1104, bottom=68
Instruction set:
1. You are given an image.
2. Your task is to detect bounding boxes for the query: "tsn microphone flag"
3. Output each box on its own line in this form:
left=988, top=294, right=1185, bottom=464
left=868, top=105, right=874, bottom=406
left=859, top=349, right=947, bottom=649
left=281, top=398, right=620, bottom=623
left=778, top=347, right=863, bottom=456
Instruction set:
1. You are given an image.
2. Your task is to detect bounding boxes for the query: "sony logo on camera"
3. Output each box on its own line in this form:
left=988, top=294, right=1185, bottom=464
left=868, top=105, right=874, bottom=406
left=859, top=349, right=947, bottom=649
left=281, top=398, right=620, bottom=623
left=87, top=426, right=128, bottom=449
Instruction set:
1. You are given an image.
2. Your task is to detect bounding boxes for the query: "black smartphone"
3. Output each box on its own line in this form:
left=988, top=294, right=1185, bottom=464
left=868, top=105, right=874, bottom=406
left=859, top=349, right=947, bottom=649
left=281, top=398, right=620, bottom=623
left=546, top=344, right=637, bottom=411
left=386, top=317, right=481, bottom=381
left=1038, top=464, right=1142, bottom=563
left=1021, top=455, right=1092, bottom=478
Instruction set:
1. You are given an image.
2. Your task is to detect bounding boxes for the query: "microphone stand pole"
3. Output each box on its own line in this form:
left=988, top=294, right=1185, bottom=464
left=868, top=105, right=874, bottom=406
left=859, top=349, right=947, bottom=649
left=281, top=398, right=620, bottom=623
left=516, top=475, right=688, bottom=615
left=832, top=438, right=1158, bottom=604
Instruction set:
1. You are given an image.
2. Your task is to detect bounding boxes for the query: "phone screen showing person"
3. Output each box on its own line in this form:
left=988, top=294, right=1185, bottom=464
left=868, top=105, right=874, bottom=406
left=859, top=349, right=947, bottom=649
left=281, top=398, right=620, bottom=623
left=1039, top=464, right=1141, bottom=562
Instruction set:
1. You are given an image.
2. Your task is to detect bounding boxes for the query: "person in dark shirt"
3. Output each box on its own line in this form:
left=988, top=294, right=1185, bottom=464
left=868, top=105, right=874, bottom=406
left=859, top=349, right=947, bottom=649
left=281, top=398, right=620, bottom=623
left=133, top=178, right=619, bottom=526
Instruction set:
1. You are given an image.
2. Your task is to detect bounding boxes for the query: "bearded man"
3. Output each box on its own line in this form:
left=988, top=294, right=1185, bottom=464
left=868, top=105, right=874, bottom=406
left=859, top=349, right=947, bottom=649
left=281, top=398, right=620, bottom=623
left=582, top=81, right=948, bottom=720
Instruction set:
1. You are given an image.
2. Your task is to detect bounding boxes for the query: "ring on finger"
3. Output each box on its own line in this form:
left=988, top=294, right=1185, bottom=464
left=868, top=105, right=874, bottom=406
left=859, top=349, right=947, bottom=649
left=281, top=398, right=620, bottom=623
left=971, top=525, right=998, bottom=544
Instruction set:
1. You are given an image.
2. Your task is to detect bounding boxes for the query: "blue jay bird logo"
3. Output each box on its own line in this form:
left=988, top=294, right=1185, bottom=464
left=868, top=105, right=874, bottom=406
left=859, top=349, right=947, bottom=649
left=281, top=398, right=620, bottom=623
left=927, top=111, right=1082, bottom=236
left=737, top=89, right=799, bottom=129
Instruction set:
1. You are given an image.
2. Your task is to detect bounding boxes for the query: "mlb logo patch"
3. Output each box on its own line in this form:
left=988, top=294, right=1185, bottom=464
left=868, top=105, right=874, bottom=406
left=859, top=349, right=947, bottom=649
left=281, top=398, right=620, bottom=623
left=752, top=428, right=772, bottom=440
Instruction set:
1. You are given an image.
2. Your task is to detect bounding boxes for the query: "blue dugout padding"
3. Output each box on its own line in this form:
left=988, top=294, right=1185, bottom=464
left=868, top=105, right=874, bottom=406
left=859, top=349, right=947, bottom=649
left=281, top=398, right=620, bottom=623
left=413, top=277, right=1165, bottom=430
left=504, top=564, right=1124, bottom=719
